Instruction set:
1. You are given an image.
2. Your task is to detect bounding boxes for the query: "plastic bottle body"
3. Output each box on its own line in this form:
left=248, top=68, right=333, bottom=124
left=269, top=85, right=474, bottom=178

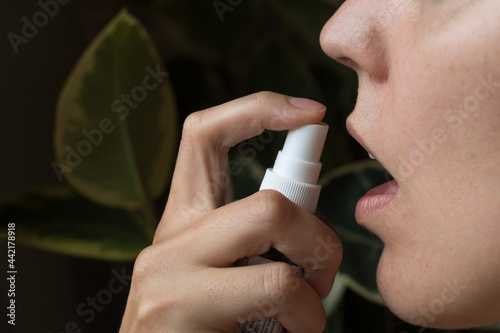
left=237, top=123, right=328, bottom=333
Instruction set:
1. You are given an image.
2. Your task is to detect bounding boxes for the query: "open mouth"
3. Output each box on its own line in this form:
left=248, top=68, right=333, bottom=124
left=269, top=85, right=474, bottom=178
left=355, top=155, right=400, bottom=221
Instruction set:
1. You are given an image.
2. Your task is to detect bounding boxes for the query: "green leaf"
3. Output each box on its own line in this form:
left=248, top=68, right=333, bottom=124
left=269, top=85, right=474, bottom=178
left=322, top=275, right=347, bottom=316
left=54, top=9, right=178, bottom=210
left=0, top=185, right=153, bottom=261
left=318, top=160, right=390, bottom=305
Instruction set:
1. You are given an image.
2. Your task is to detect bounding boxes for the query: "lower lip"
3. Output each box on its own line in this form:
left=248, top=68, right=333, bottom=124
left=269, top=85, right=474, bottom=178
left=355, top=180, right=399, bottom=221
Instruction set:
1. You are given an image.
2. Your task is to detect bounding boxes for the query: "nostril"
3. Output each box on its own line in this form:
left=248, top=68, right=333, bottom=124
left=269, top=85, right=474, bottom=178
left=336, top=56, right=360, bottom=70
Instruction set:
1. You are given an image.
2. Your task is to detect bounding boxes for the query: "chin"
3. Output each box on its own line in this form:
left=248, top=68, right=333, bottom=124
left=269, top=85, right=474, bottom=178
left=374, top=249, right=487, bottom=330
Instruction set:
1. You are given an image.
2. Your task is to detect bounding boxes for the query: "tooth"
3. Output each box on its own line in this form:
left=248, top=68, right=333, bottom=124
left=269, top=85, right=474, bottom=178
left=368, top=153, right=375, bottom=159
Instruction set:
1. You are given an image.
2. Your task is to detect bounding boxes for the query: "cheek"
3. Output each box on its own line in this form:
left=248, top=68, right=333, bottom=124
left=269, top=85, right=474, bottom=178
left=387, top=32, right=500, bottom=229
left=388, top=19, right=500, bottom=186
left=388, top=58, right=461, bottom=183
left=377, top=23, right=500, bottom=327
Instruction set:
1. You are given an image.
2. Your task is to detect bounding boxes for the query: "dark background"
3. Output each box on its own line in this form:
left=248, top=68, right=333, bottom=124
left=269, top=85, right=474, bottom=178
left=1, top=2, right=154, bottom=332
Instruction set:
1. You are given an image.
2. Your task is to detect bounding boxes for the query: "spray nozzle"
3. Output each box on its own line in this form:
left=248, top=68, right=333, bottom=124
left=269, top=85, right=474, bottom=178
left=282, top=123, right=329, bottom=164
left=260, top=122, right=329, bottom=212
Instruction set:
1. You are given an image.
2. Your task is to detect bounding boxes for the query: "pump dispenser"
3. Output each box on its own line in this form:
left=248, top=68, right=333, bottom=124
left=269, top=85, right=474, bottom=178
left=260, top=122, right=329, bottom=213
left=238, top=122, right=329, bottom=333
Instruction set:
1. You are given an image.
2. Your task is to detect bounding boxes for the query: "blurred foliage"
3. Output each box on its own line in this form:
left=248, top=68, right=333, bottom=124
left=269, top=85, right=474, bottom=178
left=54, top=10, right=178, bottom=211
left=1, top=2, right=498, bottom=332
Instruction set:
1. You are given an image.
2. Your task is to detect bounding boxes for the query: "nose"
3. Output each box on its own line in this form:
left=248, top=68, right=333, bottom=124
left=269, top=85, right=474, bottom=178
left=320, top=0, right=389, bottom=81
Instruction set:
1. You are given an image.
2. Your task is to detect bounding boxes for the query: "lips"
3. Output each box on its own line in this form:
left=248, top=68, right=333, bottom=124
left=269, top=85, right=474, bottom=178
left=355, top=179, right=399, bottom=221
left=346, top=121, right=400, bottom=221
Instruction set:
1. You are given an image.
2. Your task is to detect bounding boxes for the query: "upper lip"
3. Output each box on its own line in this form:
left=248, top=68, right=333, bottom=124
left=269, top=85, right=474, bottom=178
left=346, top=119, right=375, bottom=157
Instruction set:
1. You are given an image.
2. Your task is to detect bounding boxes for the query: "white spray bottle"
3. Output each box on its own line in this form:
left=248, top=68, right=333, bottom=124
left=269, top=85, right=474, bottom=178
left=238, top=122, right=329, bottom=333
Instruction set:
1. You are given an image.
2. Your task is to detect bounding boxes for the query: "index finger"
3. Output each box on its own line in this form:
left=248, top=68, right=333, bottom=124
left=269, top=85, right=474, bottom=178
left=165, top=92, right=326, bottom=220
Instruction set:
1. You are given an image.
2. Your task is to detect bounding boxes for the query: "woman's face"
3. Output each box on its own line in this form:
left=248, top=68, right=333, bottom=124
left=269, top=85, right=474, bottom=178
left=321, top=0, right=500, bottom=328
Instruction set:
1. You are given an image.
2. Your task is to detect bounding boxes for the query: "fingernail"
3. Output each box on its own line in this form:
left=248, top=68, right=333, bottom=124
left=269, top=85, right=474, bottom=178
left=288, top=97, right=326, bottom=113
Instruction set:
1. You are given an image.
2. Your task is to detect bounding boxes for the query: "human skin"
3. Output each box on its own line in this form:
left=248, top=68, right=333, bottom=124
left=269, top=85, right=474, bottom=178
left=320, top=0, right=500, bottom=328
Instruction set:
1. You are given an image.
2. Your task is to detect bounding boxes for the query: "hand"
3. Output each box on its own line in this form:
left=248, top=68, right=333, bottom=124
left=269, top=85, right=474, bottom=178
left=119, top=92, right=343, bottom=333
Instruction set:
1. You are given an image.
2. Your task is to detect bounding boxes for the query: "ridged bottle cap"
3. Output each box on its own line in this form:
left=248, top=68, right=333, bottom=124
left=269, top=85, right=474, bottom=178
left=259, top=122, right=329, bottom=213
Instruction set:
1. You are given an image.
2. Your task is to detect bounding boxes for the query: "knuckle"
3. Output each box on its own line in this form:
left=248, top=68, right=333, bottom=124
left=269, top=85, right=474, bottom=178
left=133, top=242, right=177, bottom=283
left=249, top=91, right=285, bottom=128
left=181, top=111, right=205, bottom=141
left=250, top=91, right=293, bottom=129
left=130, top=246, right=189, bottom=330
left=335, top=237, right=343, bottom=260
left=262, top=262, right=301, bottom=300
left=132, top=287, right=184, bottom=332
left=250, top=91, right=278, bottom=107
left=322, top=274, right=340, bottom=301
left=181, top=110, right=228, bottom=155
left=314, top=308, right=327, bottom=333
left=327, top=232, right=343, bottom=269
left=133, top=246, right=158, bottom=282
left=252, top=190, right=292, bottom=227
left=133, top=296, right=161, bottom=329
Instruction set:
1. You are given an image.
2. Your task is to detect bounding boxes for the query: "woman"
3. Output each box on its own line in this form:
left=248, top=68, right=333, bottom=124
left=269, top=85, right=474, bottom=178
left=120, top=1, right=500, bottom=331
